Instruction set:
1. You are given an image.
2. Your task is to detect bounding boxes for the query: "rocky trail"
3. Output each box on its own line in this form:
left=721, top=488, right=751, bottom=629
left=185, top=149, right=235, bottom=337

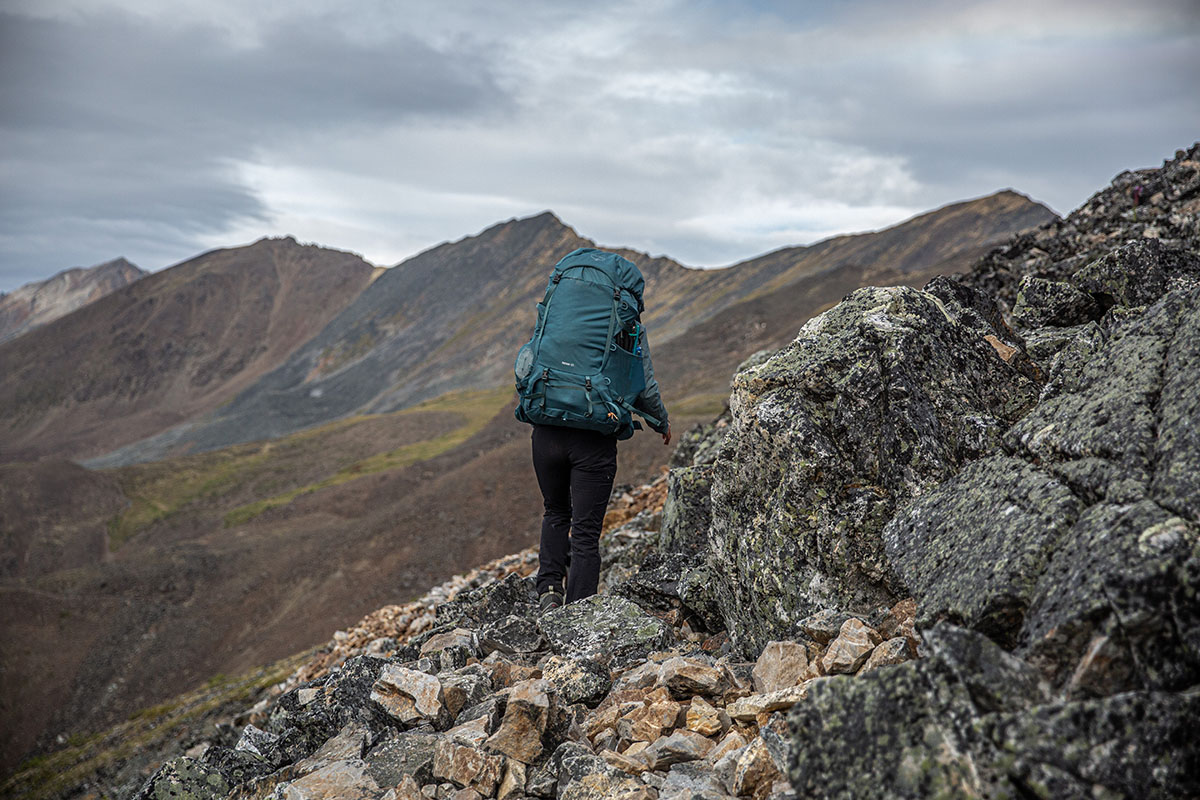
left=25, top=143, right=1200, bottom=800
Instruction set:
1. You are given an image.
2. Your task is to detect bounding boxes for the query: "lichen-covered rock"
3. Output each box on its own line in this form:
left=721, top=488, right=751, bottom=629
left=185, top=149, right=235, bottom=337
left=884, top=455, right=1083, bottom=647
left=889, top=286, right=1200, bottom=686
left=479, top=614, right=546, bottom=657
left=134, top=757, right=231, bottom=800
left=539, top=595, right=671, bottom=668
left=660, top=465, right=715, bottom=555
left=789, top=620, right=1200, bottom=798
left=1011, top=276, right=1099, bottom=329
left=708, top=285, right=1037, bottom=654
left=363, top=731, right=440, bottom=787
left=1073, top=238, right=1200, bottom=309
left=542, top=655, right=612, bottom=707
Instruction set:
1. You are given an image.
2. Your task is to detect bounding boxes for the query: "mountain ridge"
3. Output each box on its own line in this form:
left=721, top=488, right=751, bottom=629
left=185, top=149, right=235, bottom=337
left=0, top=257, right=146, bottom=344
left=84, top=190, right=1053, bottom=468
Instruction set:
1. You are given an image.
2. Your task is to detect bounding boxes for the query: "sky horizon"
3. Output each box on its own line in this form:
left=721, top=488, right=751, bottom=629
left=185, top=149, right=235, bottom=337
left=2, top=0, right=1198, bottom=292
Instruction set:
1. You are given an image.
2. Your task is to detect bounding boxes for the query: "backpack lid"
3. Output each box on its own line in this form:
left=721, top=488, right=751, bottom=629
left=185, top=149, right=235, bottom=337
left=551, top=248, right=645, bottom=312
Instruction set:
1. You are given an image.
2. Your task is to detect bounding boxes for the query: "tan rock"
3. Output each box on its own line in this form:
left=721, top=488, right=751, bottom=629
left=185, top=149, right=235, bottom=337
left=431, top=740, right=504, bottom=796
left=875, top=598, right=917, bottom=640
left=484, top=678, right=553, bottom=763
left=600, top=748, right=650, bottom=774
left=277, top=758, right=380, bottom=799
left=640, top=729, right=715, bottom=769
left=482, top=652, right=541, bottom=689
left=629, top=700, right=682, bottom=742
left=733, top=739, right=780, bottom=797
left=644, top=686, right=672, bottom=704
left=445, top=715, right=490, bottom=747
left=613, top=660, right=662, bottom=690
left=685, top=696, right=730, bottom=737
left=622, top=740, right=650, bottom=758
left=497, top=759, right=526, bottom=800
left=390, top=775, right=424, bottom=800
left=660, top=657, right=730, bottom=698
left=706, top=728, right=747, bottom=764
left=752, top=641, right=810, bottom=693
left=371, top=665, right=443, bottom=724
left=858, top=637, right=913, bottom=674
left=583, top=703, right=621, bottom=742
left=820, top=619, right=881, bottom=675
left=420, top=627, right=475, bottom=655
left=726, top=684, right=809, bottom=721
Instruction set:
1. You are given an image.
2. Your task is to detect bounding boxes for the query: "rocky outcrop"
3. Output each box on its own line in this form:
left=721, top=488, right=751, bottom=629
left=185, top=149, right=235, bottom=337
left=705, top=283, right=1038, bottom=652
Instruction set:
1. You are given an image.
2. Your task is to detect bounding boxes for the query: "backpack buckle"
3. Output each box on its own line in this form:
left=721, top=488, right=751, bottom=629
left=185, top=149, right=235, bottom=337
left=552, top=274, right=561, bottom=284
left=585, top=378, right=592, bottom=390
left=613, top=288, right=621, bottom=299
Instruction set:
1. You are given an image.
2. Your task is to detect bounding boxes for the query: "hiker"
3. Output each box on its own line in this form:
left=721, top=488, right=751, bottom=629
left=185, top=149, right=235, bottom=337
left=513, top=248, right=671, bottom=611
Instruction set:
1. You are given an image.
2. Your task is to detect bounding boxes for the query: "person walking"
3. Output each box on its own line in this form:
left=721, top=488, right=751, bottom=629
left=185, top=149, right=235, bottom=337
left=513, top=248, right=671, bottom=611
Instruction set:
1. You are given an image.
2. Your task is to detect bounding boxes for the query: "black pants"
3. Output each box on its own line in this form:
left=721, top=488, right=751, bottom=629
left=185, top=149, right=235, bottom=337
left=531, top=424, right=617, bottom=603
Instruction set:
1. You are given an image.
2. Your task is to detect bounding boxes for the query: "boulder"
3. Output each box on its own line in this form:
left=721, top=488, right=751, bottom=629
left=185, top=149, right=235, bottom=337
left=707, top=285, right=1037, bottom=654
left=479, top=614, right=546, bottom=657
left=539, top=595, right=671, bottom=668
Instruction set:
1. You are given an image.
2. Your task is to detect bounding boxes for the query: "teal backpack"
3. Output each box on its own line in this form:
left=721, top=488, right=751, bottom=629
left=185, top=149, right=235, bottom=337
left=514, top=248, right=662, bottom=439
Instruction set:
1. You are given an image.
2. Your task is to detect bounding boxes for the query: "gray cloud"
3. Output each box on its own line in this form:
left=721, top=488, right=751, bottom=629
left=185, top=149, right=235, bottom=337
left=0, top=9, right=506, bottom=287
left=1, top=0, right=1197, bottom=291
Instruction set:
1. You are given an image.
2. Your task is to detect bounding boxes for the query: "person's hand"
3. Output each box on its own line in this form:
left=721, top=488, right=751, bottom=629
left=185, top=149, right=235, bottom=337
left=662, top=424, right=671, bottom=446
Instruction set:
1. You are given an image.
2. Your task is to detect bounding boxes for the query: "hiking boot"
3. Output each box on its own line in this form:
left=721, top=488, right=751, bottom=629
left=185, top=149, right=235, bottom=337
left=539, top=590, right=564, bottom=613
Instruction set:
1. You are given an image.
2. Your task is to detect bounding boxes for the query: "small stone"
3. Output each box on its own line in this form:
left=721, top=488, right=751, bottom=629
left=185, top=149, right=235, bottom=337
left=628, top=700, right=682, bottom=742
left=445, top=715, right=490, bottom=747
left=726, top=684, right=810, bottom=721
left=797, top=610, right=852, bottom=644
left=542, top=655, right=612, bottom=706
left=660, top=656, right=730, bottom=699
left=706, top=729, right=747, bottom=764
left=752, top=641, right=810, bottom=693
left=685, top=696, right=730, bottom=737
left=431, top=740, right=504, bottom=796
left=601, top=748, right=650, bottom=774
left=441, top=672, right=491, bottom=719
left=732, top=739, right=780, bottom=797
left=820, top=619, right=881, bottom=675
left=373, top=666, right=444, bottom=724
left=613, top=660, right=662, bottom=691
left=276, top=759, right=382, bottom=799
left=481, top=652, right=541, bottom=689
left=391, top=775, right=425, bottom=800
left=497, top=759, right=526, bottom=800
left=297, top=687, right=321, bottom=706
left=480, top=615, right=546, bottom=656
left=640, top=730, right=716, bottom=769
left=858, top=637, right=913, bottom=674
left=485, top=678, right=553, bottom=763
left=871, top=598, right=917, bottom=641
left=421, top=628, right=476, bottom=656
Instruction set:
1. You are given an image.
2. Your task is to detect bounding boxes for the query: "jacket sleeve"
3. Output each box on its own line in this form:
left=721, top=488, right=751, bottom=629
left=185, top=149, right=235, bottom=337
left=633, top=327, right=670, bottom=434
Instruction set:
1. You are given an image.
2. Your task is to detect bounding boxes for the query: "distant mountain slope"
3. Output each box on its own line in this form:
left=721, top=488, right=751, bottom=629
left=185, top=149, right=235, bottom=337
left=91, top=191, right=1053, bottom=467
left=0, top=258, right=145, bottom=343
left=0, top=238, right=378, bottom=462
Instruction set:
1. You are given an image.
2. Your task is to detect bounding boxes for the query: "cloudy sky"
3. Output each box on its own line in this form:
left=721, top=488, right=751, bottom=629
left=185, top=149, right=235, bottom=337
left=1, top=0, right=1197, bottom=291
